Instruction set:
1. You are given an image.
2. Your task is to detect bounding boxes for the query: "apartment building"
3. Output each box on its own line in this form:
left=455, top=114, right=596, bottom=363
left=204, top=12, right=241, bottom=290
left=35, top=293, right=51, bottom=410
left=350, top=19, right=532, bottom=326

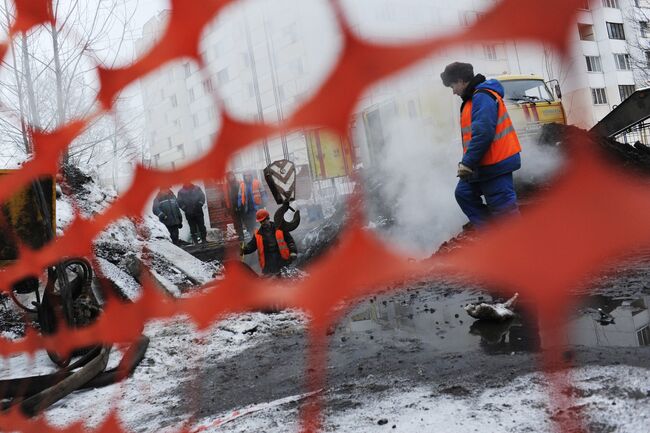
left=137, top=0, right=338, bottom=171
left=137, top=0, right=650, bottom=171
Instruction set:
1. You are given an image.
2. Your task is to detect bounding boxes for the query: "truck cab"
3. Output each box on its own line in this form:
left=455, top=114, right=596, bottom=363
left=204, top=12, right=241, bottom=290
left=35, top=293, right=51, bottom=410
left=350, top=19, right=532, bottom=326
left=496, top=74, right=566, bottom=140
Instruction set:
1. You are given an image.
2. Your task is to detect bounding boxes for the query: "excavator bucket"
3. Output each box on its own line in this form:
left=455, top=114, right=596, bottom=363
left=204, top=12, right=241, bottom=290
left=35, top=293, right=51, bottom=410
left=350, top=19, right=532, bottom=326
left=591, top=88, right=650, bottom=139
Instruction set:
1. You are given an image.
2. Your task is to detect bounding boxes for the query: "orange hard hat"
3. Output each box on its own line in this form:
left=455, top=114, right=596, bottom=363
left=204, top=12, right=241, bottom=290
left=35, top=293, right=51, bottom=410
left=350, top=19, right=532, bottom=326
left=256, top=209, right=270, bottom=222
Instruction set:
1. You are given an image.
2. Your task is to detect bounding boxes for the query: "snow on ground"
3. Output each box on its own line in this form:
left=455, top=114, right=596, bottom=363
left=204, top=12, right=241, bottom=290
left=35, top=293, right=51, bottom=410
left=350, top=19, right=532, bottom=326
left=40, top=311, right=306, bottom=432
left=96, top=257, right=142, bottom=301
left=204, top=366, right=650, bottom=433
left=147, top=240, right=220, bottom=285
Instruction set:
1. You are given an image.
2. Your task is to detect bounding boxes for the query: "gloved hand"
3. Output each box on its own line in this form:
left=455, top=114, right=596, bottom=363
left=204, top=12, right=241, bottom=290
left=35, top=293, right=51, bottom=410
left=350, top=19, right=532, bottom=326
left=158, top=213, right=167, bottom=222
left=457, top=163, right=474, bottom=180
left=289, top=253, right=297, bottom=263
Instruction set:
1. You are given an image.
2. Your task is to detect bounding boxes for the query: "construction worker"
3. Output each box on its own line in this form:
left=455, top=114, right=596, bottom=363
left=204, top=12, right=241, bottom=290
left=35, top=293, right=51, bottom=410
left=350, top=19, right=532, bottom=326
left=241, top=209, right=297, bottom=275
left=238, top=172, right=265, bottom=238
left=223, top=171, right=245, bottom=241
left=152, top=189, right=183, bottom=245
left=440, top=62, right=522, bottom=227
left=177, top=183, right=207, bottom=244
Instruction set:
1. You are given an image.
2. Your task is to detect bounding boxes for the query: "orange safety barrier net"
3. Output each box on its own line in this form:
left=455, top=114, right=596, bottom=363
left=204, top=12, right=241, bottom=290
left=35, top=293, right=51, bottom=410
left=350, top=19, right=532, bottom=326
left=0, top=0, right=639, bottom=432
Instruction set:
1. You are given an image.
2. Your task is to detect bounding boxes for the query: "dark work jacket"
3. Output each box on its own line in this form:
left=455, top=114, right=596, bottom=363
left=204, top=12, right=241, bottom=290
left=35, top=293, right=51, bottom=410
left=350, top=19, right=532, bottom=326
left=152, top=192, right=183, bottom=227
left=177, top=184, right=206, bottom=216
left=242, top=222, right=297, bottom=274
left=460, top=74, right=521, bottom=183
left=227, top=180, right=240, bottom=211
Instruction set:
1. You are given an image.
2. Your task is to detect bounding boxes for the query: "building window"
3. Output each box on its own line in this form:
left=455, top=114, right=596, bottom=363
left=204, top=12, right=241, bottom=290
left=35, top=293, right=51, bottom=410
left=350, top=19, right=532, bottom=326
left=241, top=53, right=250, bottom=68
left=606, top=22, right=626, bottom=40
left=578, top=23, right=595, bottom=41
left=177, top=144, right=185, bottom=158
left=203, top=79, right=214, bottom=94
left=167, top=137, right=172, bottom=149
left=184, top=63, right=191, bottom=78
left=170, top=95, right=178, bottom=108
left=641, top=21, right=649, bottom=38
left=484, top=44, right=498, bottom=60
left=290, top=58, right=304, bottom=75
left=284, top=23, right=299, bottom=44
left=189, top=88, right=195, bottom=102
left=217, top=68, right=229, bottom=84
left=585, top=56, right=602, bottom=72
left=646, top=51, right=650, bottom=68
left=619, top=85, right=635, bottom=101
left=173, top=118, right=181, bottom=129
left=591, top=88, right=608, bottom=105
left=407, top=100, right=418, bottom=118
left=638, top=326, right=650, bottom=346
left=459, top=11, right=478, bottom=27
left=613, top=53, right=631, bottom=70
left=193, top=113, right=200, bottom=128
left=602, top=0, right=619, bottom=8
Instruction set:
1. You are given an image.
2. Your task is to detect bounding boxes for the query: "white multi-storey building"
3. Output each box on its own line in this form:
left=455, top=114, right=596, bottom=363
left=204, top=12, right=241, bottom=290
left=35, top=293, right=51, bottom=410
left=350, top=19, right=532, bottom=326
left=137, top=0, right=338, bottom=172
left=513, top=0, right=650, bottom=128
left=137, top=0, right=650, bottom=171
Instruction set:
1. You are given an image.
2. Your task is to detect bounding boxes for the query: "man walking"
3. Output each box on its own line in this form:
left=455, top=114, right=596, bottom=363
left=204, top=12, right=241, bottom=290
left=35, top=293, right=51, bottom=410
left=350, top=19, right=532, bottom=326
left=178, top=183, right=207, bottom=244
left=241, top=209, right=297, bottom=276
left=440, top=62, right=522, bottom=227
left=237, top=172, right=265, bottom=238
left=152, top=188, right=183, bottom=245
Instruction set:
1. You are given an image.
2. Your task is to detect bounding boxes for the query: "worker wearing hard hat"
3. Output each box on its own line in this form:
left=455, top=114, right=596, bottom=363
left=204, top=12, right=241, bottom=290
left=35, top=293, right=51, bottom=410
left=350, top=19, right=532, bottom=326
left=441, top=62, right=522, bottom=227
left=241, top=209, right=297, bottom=275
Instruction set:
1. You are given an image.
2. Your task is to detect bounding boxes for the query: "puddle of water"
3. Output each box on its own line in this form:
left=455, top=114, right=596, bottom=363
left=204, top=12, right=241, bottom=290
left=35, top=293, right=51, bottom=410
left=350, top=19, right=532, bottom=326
left=339, top=291, right=650, bottom=355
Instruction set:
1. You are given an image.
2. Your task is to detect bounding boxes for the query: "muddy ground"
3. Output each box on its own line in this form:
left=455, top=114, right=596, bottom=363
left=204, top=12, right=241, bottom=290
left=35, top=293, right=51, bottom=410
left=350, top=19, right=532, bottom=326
left=174, top=252, right=650, bottom=432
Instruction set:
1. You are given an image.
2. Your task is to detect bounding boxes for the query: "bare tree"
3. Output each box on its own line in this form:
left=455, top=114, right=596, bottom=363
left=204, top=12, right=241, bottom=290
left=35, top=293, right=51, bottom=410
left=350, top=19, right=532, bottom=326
left=0, top=0, right=144, bottom=170
left=623, top=2, right=650, bottom=87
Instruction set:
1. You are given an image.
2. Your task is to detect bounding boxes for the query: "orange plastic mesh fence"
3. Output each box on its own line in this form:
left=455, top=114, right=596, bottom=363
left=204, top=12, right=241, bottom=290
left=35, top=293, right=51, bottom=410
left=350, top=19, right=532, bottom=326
left=0, top=0, right=642, bottom=432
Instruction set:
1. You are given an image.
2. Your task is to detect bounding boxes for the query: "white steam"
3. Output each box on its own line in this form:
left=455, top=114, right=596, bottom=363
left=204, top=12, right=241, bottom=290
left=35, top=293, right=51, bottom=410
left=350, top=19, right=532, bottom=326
left=372, top=115, right=466, bottom=257
left=515, top=136, right=565, bottom=185
left=367, top=118, right=565, bottom=258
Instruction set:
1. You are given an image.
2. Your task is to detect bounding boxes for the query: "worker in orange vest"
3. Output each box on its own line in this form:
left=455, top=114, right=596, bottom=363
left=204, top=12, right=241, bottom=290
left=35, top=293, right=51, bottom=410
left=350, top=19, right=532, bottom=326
left=241, top=209, right=297, bottom=275
left=441, top=62, right=522, bottom=227
left=237, top=172, right=265, bottom=238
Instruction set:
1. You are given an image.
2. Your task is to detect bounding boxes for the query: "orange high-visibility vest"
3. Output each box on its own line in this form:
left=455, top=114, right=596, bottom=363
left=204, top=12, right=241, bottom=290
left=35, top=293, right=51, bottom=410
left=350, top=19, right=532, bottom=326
left=461, top=88, right=521, bottom=166
left=255, top=229, right=291, bottom=270
left=240, top=179, right=263, bottom=206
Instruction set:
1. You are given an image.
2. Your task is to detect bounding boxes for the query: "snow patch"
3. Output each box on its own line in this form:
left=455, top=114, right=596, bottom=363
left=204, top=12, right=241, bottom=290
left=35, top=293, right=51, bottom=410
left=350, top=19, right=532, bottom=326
left=96, top=257, right=142, bottom=301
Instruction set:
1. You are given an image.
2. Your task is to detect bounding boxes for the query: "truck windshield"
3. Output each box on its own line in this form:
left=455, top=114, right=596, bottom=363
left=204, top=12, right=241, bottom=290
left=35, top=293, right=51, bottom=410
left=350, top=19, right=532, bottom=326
left=501, top=79, right=554, bottom=103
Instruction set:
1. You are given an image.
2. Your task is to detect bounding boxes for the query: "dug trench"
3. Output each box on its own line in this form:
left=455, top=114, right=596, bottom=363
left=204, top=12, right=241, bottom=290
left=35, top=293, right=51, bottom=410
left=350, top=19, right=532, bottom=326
left=178, top=252, right=650, bottom=426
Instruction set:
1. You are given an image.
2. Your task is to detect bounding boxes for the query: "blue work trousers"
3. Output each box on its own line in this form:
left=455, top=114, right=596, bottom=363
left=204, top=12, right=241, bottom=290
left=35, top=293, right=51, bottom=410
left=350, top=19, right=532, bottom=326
left=455, top=173, right=519, bottom=227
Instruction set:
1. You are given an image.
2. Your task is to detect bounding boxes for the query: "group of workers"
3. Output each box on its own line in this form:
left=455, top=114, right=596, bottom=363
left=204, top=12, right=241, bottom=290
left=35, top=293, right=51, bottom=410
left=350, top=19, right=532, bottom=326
left=153, top=183, right=208, bottom=245
left=152, top=61, right=521, bottom=276
left=153, top=171, right=298, bottom=276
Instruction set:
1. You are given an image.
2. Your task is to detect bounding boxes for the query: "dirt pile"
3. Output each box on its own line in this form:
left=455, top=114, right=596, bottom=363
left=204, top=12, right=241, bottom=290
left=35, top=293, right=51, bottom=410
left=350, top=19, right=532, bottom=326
left=540, top=122, right=650, bottom=174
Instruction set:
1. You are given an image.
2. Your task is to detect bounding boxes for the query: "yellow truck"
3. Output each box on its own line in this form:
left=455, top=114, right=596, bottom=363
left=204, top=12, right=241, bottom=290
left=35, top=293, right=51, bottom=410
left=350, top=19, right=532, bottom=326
left=496, top=74, right=567, bottom=139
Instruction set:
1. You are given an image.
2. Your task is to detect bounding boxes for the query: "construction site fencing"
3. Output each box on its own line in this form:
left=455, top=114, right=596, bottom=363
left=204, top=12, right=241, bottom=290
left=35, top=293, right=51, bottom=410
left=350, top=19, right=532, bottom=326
left=0, top=1, right=639, bottom=433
